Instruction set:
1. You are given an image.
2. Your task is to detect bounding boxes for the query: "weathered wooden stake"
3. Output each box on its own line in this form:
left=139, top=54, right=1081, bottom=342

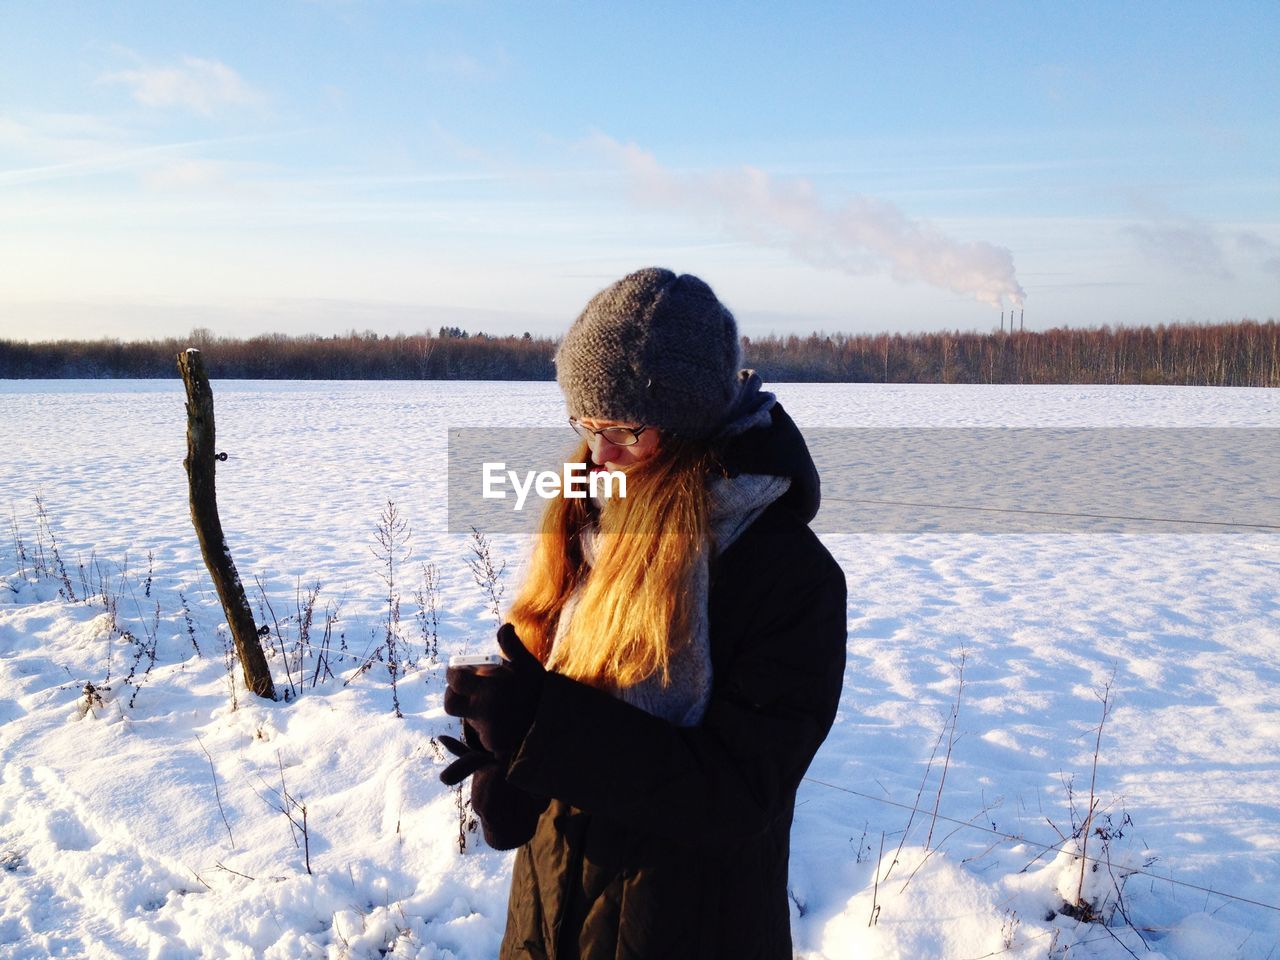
left=178, top=348, right=276, bottom=700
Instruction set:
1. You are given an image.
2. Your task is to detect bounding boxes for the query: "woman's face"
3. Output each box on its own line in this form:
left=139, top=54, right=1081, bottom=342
left=577, top=417, right=661, bottom=473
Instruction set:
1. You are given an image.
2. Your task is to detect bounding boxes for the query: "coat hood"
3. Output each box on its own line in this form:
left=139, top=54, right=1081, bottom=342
left=715, top=400, right=821, bottom=524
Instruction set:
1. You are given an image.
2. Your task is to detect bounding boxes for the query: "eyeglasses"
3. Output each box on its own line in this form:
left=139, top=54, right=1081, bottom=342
left=568, top=418, right=649, bottom=447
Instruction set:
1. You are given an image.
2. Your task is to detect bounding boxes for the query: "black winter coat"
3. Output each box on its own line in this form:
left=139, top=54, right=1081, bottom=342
left=498, top=404, right=848, bottom=959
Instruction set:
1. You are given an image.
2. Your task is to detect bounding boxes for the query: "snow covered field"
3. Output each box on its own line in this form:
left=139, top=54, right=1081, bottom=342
left=2, top=379, right=1278, bottom=959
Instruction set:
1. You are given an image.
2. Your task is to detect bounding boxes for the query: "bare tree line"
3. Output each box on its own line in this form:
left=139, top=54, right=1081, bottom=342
left=2, top=320, right=1277, bottom=386
left=744, top=319, right=1280, bottom=386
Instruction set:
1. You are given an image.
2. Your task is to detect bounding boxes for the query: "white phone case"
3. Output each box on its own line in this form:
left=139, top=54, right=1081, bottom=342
left=448, top=653, right=505, bottom=669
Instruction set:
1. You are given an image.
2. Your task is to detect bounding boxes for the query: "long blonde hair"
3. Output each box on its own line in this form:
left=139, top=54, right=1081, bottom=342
left=506, top=435, right=722, bottom=689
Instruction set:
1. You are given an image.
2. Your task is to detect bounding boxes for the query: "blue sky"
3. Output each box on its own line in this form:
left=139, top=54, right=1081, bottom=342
left=2, top=0, right=1277, bottom=341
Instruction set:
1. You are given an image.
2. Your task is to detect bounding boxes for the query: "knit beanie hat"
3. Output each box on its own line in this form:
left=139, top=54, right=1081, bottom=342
left=554, top=267, right=743, bottom=440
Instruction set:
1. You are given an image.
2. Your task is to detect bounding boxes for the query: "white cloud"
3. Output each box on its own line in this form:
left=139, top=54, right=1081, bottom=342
left=590, top=135, right=1026, bottom=309
left=0, top=133, right=277, bottom=189
left=1123, top=210, right=1233, bottom=280
left=140, top=158, right=228, bottom=192
left=422, top=45, right=512, bottom=82
left=1235, top=230, right=1280, bottom=277
left=101, top=57, right=264, bottom=115
left=0, top=112, right=134, bottom=165
left=1122, top=204, right=1280, bottom=286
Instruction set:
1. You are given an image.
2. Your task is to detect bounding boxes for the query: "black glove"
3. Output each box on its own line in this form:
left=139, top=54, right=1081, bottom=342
left=438, top=721, right=493, bottom=786
left=444, top=622, right=545, bottom=758
left=438, top=722, right=549, bottom=850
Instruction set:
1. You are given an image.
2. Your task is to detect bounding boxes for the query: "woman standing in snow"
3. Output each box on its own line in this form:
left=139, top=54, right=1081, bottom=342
left=440, top=267, right=847, bottom=959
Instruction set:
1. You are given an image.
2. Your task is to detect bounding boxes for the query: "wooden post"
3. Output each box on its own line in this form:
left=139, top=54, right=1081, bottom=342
left=177, top=348, right=276, bottom=700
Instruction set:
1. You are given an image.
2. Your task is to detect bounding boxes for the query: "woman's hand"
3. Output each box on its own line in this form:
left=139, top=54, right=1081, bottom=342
left=437, top=721, right=549, bottom=850
left=437, top=721, right=495, bottom=786
left=444, top=622, right=546, bottom=758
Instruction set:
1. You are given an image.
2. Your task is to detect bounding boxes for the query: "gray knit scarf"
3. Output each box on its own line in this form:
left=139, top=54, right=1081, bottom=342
left=548, top=372, right=789, bottom=726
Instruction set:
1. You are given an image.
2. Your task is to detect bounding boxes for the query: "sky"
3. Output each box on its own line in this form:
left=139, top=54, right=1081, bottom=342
left=2, top=0, right=1277, bottom=342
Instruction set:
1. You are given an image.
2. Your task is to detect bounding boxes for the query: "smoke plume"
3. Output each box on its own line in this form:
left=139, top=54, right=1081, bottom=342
left=594, top=135, right=1025, bottom=308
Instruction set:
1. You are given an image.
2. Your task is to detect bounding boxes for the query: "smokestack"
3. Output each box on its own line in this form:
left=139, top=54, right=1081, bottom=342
left=1000, top=311, right=1005, bottom=333
left=1020, top=308, right=1024, bottom=332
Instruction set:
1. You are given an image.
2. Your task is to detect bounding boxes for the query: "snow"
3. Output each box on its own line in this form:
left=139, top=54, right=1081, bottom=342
left=2, top=379, right=1278, bottom=959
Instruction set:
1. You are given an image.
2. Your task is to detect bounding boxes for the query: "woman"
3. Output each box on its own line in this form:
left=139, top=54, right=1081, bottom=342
left=441, top=267, right=847, bottom=959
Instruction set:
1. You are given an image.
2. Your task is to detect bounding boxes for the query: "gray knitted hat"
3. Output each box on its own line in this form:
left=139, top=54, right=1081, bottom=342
left=555, top=268, right=743, bottom=439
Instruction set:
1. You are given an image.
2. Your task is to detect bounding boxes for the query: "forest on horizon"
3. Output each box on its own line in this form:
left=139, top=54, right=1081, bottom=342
left=2, top=319, right=1277, bottom=387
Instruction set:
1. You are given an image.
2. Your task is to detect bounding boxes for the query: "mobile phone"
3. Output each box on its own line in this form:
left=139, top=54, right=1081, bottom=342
left=448, top=653, right=505, bottom=669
